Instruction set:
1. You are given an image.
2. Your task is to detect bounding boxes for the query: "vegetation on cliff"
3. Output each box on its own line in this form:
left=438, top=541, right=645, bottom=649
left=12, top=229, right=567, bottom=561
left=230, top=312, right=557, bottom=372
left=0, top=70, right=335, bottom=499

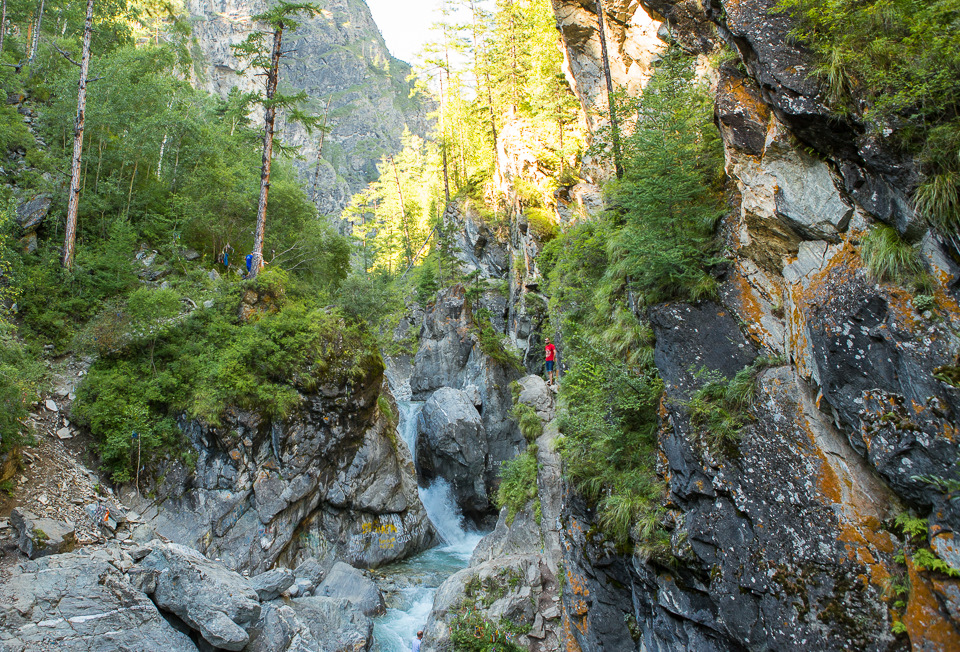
left=778, top=0, right=960, bottom=245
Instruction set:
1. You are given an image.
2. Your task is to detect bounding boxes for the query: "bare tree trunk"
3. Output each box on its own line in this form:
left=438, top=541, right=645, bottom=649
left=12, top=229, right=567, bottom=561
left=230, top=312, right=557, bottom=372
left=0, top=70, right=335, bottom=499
left=439, top=73, right=450, bottom=204
left=27, top=0, right=44, bottom=64
left=250, top=23, right=284, bottom=280
left=311, top=96, right=331, bottom=201
left=62, top=0, right=93, bottom=270
left=596, top=0, right=623, bottom=179
left=0, top=0, right=7, bottom=56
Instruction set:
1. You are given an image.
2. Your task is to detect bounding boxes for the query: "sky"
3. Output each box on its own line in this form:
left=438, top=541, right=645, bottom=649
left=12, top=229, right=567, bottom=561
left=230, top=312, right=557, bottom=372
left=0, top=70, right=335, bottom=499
left=366, top=0, right=445, bottom=64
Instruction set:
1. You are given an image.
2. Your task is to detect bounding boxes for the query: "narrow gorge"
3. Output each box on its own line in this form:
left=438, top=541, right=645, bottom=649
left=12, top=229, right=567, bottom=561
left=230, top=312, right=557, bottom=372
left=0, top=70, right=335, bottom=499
left=0, top=0, right=958, bottom=651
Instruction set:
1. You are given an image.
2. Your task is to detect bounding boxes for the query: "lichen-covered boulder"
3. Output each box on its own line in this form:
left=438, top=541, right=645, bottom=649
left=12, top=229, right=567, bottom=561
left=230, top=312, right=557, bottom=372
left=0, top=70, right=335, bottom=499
left=10, top=508, right=76, bottom=559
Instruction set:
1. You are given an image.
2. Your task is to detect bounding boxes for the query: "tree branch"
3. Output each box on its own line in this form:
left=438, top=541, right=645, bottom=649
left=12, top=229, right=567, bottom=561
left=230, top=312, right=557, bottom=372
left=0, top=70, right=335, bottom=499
left=48, top=40, right=82, bottom=67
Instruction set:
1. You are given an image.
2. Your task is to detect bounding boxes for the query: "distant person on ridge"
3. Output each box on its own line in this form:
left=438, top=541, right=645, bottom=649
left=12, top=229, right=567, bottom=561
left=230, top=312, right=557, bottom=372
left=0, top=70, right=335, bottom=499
left=412, top=630, right=423, bottom=652
left=220, top=243, right=233, bottom=270
left=545, top=337, right=557, bottom=385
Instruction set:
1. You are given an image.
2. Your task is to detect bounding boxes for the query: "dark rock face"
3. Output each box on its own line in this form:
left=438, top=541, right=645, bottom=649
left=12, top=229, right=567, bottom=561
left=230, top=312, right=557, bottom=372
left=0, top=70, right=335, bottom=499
left=650, top=300, right=758, bottom=399
left=126, top=344, right=434, bottom=572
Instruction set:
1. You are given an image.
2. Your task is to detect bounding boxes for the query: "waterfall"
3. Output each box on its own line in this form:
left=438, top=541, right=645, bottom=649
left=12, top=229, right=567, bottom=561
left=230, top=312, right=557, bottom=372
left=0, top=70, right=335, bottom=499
left=373, top=402, right=486, bottom=649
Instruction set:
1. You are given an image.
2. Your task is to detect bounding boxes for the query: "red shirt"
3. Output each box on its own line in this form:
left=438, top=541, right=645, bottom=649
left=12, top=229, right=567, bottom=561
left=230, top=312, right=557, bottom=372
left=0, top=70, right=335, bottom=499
left=545, top=343, right=556, bottom=361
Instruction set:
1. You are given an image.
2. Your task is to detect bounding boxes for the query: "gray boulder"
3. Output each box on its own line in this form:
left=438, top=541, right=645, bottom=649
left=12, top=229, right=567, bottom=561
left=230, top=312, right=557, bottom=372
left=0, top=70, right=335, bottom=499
left=415, top=387, right=489, bottom=518
left=138, top=541, right=260, bottom=651
left=242, top=602, right=318, bottom=652
left=0, top=548, right=197, bottom=651
left=314, top=562, right=386, bottom=616
left=249, top=567, right=295, bottom=601
left=515, top=374, right=554, bottom=422
left=14, top=194, right=51, bottom=231
left=10, top=508, right=76, bottom=559
left=288, top=597, right=373, bottom=652
left=293, top=556, right=328, bottom=591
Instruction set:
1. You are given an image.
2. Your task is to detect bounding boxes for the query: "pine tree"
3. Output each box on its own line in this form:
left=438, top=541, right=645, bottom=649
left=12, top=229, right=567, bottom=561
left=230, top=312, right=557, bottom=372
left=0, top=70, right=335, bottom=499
left=231, top=1, right=321, bottom=280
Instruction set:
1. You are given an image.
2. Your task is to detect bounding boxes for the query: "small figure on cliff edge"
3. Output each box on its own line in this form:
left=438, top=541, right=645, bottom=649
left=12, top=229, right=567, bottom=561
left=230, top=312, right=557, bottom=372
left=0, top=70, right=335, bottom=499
left=545, top=337, right=557, bottom=385
left=411, top=630, right=423, bottom=652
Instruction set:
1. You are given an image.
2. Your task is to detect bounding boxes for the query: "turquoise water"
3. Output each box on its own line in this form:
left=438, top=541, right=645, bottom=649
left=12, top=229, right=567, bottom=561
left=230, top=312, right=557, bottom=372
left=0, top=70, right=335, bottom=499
left=372, top=402, right=485, bottom=651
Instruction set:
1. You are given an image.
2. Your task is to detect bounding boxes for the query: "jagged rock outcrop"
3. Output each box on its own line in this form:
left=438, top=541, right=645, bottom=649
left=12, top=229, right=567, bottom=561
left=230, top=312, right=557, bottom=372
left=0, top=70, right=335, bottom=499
left=123, top=337, right=434, bottom=573
left=0, top=546, right=197, bottom=652
left=421, top=376, right=564, bottom=652
left=399, top=284, right=524, bottom=525
left=186, top=0, right=428, bottom=216
left=0, top=538, right=374, bottom=652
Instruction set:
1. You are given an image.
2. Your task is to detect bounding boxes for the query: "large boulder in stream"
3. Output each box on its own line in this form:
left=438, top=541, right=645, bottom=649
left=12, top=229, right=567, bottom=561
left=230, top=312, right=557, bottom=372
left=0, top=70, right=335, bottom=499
left=314, top=561, right=386, bottom=616
left=415, top=387, right=490, bottom=520
left=400, top=285, right=524, bottom=526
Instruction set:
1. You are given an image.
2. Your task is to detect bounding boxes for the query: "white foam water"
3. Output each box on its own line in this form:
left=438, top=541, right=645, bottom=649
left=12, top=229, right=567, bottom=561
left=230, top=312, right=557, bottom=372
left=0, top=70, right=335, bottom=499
left=373, top=402, right=485, bottom=650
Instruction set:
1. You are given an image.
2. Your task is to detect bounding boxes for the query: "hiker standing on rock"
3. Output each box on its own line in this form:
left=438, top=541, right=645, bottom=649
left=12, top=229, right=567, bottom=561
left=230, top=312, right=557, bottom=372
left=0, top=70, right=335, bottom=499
left=545, top=337, right=557, bottom=385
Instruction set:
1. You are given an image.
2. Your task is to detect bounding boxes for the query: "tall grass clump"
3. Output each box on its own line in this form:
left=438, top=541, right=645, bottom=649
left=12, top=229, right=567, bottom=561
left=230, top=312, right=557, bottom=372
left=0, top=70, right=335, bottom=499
left=860, top=224, right=923, bottom=284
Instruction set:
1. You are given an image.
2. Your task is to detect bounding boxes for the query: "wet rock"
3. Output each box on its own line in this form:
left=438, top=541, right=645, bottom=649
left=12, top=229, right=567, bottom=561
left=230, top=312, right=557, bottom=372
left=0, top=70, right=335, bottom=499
left=314, top=562, right=386, bottom=616
left=0, top=548, right=197, bottom=651
left=415, top=387, right=489, bottom=519
left=10, top=508, right=76, bottom=559
left=137, top=541, right=260, bottom=651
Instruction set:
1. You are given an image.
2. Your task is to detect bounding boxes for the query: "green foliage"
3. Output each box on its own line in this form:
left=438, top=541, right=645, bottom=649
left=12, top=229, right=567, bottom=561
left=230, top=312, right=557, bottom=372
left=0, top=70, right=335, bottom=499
left=0, top=331, right=44, bottom=454
left=912, top=548, right=960, bottom=577
left=861, top=225, right=923, bottom=284
left=595, top=49, right=726, bottom=304
left=893, top=511, right=929, bottom=539
left=687, top=357, right=779, bottom=456
left=557, top=325, right=666, bottom=549
left=776, top=0, right=960, bottom=244
left=891, top=620, right=907, bottom=635
left=450, top=609, right=526, bottom=652
left=73, top=289, right=381, bottom=480
left=471, top=306, right=523, bottom=371
left=496, top=446, right=539, bottom=525
left=510, top=401, right=543, bottom=442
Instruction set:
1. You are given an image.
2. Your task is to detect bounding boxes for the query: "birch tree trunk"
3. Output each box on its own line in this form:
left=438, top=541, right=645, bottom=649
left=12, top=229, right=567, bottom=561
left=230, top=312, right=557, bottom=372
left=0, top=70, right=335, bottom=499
left=0, top=0, right=7, bottom=56
left=27, top=0, right=44, bottom=63
left=250, top=23, right=284, bottom=280
left=62, top=0, right=94, bottom=270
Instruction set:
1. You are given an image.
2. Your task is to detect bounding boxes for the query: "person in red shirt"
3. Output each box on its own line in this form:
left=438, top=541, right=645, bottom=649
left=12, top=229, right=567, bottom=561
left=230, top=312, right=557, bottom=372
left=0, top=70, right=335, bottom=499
left=545, top=337, right=557, bottom=385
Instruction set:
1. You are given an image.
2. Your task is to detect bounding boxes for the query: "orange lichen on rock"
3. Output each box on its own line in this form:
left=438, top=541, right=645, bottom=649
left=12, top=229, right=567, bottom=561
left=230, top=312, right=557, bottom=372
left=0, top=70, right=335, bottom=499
left=903, top=557, right=960, bottom=651
left=732, top=270, right=773, bottom=348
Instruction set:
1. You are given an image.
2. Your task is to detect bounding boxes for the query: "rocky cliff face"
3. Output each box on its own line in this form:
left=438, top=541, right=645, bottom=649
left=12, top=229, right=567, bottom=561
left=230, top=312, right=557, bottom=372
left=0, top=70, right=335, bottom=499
left=187, top=0, right=429, bottom=216
left=413, top=1, right=960, bottom=650
left=123, top=319, right=434, bottom=574
left=539, top=1, right=960, bottom=650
